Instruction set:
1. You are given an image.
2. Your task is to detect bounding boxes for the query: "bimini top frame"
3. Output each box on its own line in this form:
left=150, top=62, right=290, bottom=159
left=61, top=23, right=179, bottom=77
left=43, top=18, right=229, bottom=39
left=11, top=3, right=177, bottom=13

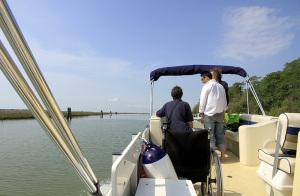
left=149, top=64, right=266, bottom=116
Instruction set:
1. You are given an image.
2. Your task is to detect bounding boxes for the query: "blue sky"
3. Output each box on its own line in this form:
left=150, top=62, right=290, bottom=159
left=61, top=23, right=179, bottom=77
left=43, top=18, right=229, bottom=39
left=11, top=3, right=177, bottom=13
left=0, top=0, right=300, bottom=113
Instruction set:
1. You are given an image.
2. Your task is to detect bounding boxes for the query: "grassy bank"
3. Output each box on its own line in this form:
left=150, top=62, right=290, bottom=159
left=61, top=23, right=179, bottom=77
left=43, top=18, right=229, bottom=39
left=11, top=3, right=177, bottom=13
left=0, top=109, right=34, bottom=120
left=0, top=109, right=101, bottom=120
left=0, top=109, right=148, bottom=120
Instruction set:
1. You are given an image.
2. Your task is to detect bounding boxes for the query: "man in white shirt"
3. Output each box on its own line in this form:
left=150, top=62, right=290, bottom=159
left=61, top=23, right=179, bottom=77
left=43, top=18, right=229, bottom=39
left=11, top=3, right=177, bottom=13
left=199, top=71, right=227, bottom=161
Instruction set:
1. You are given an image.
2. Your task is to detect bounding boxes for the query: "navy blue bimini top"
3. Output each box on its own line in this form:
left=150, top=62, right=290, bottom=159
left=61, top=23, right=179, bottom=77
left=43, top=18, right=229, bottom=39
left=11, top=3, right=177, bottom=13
left=150, top=65, right=247, bottom=81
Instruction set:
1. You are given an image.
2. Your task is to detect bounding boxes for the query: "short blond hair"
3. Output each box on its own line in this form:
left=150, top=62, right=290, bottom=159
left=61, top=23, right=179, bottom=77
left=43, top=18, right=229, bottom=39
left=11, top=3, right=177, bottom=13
left=210, top=68, right=222, bottom=81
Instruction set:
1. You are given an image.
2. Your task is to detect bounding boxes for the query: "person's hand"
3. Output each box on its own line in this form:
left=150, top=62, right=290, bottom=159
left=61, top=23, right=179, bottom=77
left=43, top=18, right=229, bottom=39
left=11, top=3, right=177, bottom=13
left=199, top=113, right=204, bottom=123
left=187, top=121, right=193, bottom=128
left=225, top=106, right=229, bottom=112
left=200, top=117, right=204, bottom=123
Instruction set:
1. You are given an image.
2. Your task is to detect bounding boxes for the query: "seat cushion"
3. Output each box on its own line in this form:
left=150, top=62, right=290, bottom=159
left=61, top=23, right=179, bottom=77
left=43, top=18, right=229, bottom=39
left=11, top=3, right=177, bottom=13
left=258, top=148, right=296, bottom=174
left=282, top=126, right=300, bottom=155
left=278, top=113, right=300, bottom=155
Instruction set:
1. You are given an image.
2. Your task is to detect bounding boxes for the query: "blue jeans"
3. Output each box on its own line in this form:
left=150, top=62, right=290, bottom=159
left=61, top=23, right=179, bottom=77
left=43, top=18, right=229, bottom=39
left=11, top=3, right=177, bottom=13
left=204, top=113, right=225, bottom=151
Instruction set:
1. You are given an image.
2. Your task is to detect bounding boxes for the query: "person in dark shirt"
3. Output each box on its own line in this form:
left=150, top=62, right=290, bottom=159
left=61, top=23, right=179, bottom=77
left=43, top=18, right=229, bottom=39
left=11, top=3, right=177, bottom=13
left=156, top=86, right=193, bottom=133
left=157, top=86, right=207, bottom=180
left=211, top=68, right=229, bottom=106
left=219, top=80, right=229, bottom=105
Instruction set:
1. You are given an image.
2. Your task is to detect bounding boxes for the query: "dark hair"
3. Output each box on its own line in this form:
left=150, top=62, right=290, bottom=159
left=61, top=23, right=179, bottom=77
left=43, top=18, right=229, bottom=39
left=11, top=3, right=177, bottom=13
left=211, top=68, right=222, bottom=81
left=171, top=86, right=183, bottom=100
left=201, top=71, right=212, bottom=79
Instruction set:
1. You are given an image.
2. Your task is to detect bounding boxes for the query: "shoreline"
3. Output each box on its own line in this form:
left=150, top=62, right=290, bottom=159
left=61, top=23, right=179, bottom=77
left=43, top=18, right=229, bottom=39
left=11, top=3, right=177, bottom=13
left=0, top=109, right=149, bottom=120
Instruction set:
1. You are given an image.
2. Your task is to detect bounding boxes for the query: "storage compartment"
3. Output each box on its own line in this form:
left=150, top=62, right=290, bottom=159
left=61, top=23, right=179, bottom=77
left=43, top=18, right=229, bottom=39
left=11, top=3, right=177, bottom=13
left=135, top=178, right=196, bottom=196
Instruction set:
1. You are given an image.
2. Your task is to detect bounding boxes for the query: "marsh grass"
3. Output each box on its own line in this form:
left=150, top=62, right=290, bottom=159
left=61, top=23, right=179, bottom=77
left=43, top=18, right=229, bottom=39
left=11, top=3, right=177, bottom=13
left=0, top=109, right=101, bottom=120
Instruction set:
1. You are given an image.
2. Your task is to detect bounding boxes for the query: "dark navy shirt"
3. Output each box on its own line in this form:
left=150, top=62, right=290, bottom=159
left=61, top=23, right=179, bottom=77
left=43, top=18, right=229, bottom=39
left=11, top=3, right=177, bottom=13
left=156, top=99, right=193, bottom=133
left=220, top=80, right=229, bottom=105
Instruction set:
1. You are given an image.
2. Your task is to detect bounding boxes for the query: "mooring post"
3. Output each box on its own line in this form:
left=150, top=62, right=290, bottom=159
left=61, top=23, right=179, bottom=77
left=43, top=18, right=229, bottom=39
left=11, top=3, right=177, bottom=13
left=67, top=107, right=72, bottom=121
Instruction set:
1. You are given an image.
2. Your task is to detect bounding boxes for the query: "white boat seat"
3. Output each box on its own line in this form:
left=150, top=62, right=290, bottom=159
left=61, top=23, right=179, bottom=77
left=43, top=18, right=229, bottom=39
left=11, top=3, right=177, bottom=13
left=258, top=148, right=296, bottom=174
left=257, top=113, right=300, bottom=174
left=278, top=114, right=300, bottom=155
left=256, top=113, right=300, bottom=196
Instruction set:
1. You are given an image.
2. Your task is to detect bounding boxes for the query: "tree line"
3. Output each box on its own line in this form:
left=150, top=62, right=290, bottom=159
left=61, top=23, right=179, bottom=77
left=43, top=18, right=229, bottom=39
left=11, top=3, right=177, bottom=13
left=192, top=58, right=300, bottom=116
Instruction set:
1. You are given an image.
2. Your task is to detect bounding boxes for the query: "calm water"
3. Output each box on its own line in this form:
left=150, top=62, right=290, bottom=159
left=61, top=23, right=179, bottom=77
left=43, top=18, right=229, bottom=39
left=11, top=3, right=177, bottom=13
left=0, top=114, right=148, bottom=196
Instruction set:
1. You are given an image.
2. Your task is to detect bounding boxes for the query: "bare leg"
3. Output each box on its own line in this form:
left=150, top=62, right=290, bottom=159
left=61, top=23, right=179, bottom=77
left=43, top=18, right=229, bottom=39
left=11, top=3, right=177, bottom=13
left=215, top=121, right=226, bottom=162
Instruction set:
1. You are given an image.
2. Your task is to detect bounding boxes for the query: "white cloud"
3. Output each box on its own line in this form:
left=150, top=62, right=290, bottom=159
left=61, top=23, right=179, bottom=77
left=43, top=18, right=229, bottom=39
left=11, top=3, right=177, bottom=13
left=108, top=97, right=119, bottom=102
left=217, top=6, right=296, bottom=61
left=127, top=104, right=147, bottom=108
left=0, top=38, right=138, bottom=111
left=30, top=42, right=131, bottom=76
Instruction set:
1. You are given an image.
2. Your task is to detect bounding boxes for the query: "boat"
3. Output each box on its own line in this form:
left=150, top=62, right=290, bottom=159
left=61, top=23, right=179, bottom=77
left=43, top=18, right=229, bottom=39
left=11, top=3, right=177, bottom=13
left=108, top=66, right=300, bottom=196
left=0, top=0, right=299, bottom=195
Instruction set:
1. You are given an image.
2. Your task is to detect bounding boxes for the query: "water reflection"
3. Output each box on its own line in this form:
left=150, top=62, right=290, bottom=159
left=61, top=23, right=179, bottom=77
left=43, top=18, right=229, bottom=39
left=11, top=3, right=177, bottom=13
left=0, top=114, right=148, bottom=196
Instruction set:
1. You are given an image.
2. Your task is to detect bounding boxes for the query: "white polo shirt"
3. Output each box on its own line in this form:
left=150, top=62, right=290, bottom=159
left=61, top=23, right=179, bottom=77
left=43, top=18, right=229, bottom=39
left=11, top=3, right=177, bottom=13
left=199, top=79, right=227, bottom=116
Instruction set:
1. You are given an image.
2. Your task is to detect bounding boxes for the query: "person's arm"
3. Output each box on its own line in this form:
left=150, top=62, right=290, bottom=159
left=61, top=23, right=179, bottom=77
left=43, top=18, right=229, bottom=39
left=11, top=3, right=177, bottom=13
left=185, top=103, right=194, bottom=128
left=187, top=121, right=193, bottom=128
left=199, top=84, right=210, bottom=114
left=156, top=104, right=166, bottom=117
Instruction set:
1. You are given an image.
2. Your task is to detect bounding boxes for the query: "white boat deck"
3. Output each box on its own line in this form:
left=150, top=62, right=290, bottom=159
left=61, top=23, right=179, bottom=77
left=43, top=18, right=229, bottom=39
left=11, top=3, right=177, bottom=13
left=135, top=151, right=267, bottom=196
left=220, top=151, right=265, bottom=196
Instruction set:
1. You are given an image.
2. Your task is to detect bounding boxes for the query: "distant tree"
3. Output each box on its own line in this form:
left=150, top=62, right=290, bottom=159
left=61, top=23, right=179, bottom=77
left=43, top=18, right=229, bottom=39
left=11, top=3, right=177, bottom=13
left=248, top=76, right=261, bottom=86
left=230, top=58, right=300, bottom=116
left=192, top=58, right=300, bottom=116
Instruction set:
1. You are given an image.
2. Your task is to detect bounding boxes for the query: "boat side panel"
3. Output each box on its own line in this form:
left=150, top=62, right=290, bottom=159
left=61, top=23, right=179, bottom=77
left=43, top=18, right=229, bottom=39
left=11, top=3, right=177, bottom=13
left=149, top=116, right=163, bottom=147
left=111, top=132, right=142, bottom=196
left=239, top=119, right=277, bottom=166
left=292, top=133, right=300, bottom=196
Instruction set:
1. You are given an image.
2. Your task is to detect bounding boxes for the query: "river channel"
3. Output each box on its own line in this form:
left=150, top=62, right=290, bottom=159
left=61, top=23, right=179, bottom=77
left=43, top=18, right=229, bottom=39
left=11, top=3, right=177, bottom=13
left=0, top=114, right=148, bottom=196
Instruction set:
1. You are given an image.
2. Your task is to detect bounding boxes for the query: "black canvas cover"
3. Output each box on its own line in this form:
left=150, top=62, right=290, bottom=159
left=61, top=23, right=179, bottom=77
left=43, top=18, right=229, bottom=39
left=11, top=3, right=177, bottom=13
left=165, top=129, right=210, bottom=183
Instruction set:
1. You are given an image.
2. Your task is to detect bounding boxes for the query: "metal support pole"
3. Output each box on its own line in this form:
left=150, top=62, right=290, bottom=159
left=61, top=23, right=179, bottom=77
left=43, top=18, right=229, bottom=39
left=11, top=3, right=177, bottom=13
left=246, top=76, right=266, bottom=116
left=269, top=115, right=287, bottom=196
left=0, top=0, right=101, bottom=195
left=246, top=82, right=250, bottom=114
left=150, top=81, right=154, bottom=116
left=248, top=82, right=264, bottom=115
left=0, top=41, right=100, bottom=194
left=67, top=107, right=72, bottom=121
left=249, top=84, right=265, bottom=115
